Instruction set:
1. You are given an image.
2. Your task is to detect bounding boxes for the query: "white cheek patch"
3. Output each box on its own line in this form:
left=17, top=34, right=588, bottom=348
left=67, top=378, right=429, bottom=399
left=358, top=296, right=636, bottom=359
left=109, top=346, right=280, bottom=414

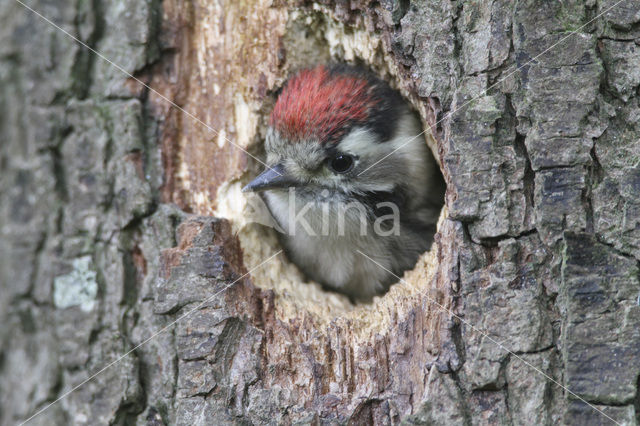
left=337, top=127, right=383, bottom=160
left=336, top=113, right=425, bottom=169
left=334, top=113, right=430, bottom=195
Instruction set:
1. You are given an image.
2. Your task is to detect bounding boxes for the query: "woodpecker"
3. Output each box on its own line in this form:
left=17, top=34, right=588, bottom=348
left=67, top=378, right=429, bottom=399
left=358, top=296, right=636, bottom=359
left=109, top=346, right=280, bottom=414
left=243, top=64, right=444, bottom=302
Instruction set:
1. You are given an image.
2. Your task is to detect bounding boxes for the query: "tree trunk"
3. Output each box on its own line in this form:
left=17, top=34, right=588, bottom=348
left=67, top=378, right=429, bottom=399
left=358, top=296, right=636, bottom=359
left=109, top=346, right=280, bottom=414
left=2, top=0, right=640, bottom=425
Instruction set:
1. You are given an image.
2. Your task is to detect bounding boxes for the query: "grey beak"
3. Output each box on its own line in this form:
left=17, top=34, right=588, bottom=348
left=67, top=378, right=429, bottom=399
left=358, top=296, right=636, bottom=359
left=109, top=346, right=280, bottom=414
left=242, top=163, right=298, bottom=193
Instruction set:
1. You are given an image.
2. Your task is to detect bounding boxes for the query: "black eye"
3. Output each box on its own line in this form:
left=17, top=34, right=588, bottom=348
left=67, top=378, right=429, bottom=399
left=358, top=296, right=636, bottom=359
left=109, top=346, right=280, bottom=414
left=329, top=154, right=355, bottom=174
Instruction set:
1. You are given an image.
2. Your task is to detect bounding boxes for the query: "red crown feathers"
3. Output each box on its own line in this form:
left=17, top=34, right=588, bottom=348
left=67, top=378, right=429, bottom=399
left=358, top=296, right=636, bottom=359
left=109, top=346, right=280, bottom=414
left=270, top=65, right=378, bottom=144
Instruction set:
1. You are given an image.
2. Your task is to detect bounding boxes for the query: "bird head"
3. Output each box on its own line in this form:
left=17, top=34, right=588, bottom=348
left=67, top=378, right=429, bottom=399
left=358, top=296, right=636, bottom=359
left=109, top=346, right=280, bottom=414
left=243, top=64, right=430, bottom=205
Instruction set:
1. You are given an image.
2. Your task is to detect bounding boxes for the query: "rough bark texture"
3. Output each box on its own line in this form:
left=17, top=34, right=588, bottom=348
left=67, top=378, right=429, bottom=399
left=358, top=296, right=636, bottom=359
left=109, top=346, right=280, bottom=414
left=2, top=0, right=640, bottom=425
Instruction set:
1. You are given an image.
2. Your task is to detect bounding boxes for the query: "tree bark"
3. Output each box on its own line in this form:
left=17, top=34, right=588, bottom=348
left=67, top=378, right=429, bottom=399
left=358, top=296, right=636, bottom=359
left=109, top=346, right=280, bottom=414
left=1, top=0, right=640, bottom=425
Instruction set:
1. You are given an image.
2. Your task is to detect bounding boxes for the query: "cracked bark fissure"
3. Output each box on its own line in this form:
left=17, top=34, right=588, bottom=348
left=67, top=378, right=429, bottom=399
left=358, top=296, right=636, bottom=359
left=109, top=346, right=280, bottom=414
left=1, top=0, right=640, bottom=425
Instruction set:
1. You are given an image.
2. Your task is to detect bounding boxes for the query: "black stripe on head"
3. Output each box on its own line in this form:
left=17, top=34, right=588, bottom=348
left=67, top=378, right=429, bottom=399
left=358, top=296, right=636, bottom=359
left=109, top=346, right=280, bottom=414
left=353, top=187, right=407, bottom=219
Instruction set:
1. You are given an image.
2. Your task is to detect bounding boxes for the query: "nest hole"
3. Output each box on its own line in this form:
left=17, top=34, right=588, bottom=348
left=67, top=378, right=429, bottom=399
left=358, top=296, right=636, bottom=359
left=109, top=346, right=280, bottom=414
left=213, top=7, right=446, bottom=330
